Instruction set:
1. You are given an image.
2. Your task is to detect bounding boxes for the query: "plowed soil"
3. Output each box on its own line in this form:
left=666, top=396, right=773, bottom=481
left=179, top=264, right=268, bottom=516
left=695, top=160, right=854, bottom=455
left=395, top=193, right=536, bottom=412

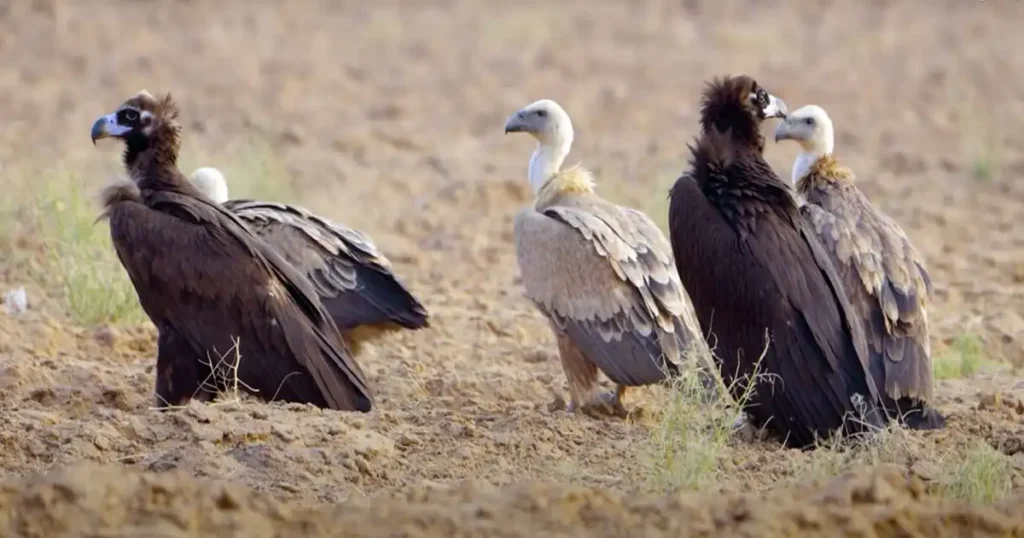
left=0, top=1, right=1022, bottom=536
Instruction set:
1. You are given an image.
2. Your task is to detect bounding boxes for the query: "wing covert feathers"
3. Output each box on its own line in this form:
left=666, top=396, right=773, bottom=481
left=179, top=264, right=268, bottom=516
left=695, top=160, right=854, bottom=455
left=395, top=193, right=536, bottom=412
left=224, top=199, right=429, bottom=333
left=797, top=156, right=937, bottom=409
left=106, top=188, right=372, bottom=412
left=515, top=167, right=713, bottom=390
left=668, top=129, right=888, bottom=448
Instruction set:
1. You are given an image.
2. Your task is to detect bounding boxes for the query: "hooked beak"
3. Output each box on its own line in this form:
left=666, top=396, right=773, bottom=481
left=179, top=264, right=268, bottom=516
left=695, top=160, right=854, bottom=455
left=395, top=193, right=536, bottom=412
left=773, top=120, right=794, bottom=142
left=91, top=113, right=130, bottom=145
left=504, top=112, right=527, bottom=134
left=763, top=94, right=788, bottom=120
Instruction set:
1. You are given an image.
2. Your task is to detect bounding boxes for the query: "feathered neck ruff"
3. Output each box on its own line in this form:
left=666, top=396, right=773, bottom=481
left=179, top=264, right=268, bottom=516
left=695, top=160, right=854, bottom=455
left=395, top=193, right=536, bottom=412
left=124, top=94, right=186, bottom=192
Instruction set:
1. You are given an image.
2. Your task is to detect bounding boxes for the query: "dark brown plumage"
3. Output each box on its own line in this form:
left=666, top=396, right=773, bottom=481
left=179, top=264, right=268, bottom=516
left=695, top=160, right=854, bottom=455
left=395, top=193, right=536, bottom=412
left=91, top=90, right=372, bottom=412
left=775, top=105, right=944, bottom=430
left=667, top=76, right=888, bottom=449
left=188, top=168, right=429, bottom=355
left=223, top=201, right=429, bottom=346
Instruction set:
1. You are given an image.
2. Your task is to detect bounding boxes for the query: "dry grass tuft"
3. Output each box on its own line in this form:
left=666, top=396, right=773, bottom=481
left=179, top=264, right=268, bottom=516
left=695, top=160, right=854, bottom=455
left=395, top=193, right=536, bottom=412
left=940, top=441, right=1014, bottom=503
left=33, top=165, right=146, bottom=326
left=933, top=333, right=1006, bottom=380
left=802, top=419, right=922, bottom=482
left=0, top=141, right=295, bottom=327
left=644, top=336, right=769, bottom=492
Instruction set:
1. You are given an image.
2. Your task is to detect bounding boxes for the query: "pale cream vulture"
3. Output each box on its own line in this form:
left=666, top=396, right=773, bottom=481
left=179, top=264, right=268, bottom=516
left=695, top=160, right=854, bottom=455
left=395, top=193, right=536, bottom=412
left=189, top=167, right=429, bottom=356
left=504, top=99, right=718, bottom=417
left=774, top=104, right=944, bottom=429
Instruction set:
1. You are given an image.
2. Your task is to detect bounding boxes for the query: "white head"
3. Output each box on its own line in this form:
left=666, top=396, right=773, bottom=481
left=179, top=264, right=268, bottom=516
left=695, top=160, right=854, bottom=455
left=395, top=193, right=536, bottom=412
left=773, top=104, right=835, bottom=184
left=503, top=99, right=575, bottom=193
left=189, top=166, right=229, bottom=204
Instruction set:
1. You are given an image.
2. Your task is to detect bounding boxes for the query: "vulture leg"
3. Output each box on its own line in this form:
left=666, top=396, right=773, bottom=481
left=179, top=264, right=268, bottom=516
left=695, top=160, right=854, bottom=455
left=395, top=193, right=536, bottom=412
left=555, top=331, right=600, bottom=409
left=555, top=331, right=628, bottom=418
left=153, top=327, right=214, bottom=409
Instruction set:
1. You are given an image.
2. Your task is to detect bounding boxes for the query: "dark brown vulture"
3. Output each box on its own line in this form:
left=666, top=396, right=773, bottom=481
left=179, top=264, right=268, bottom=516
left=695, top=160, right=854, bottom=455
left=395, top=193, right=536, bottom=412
left=188, top=166, right=429, bottom=356
left=90, top=90, right=372, bottom=412
left=504, top=98, right=719, bottom=417
left=667, top=75, right=889, bottom=449
left=774, top=104, right=944, bottom=429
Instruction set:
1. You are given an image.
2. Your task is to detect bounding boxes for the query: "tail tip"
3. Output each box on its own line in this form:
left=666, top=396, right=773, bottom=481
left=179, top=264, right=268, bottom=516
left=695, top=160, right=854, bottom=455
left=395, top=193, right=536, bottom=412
left=903, top=405, right=947, bottom=430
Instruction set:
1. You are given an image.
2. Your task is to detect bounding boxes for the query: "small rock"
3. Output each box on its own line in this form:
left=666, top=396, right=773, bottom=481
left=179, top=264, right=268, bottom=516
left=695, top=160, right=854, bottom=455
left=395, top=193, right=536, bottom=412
left=978, top=392, right=1001, bottom=410
left=350, top=430, right=396, bottom=459
left=100, top=388, right=130, bottom=411
left=910, top=460, right=940, bottom=481
left=485, top=319, right=511, bottom=337
left=280, top=126, right=304, bottom=145
left=186, top=405, right=212, bottom=424
left=547, top=395, right=566, bottom=413
left=92, top=435, right=110, bottom=451
left=990, top=311, right=1024, bottom=341
left=354, top=456, right=372, bottom=475
left=424, top=378, right=446, bottom=397
left=93, top=325, right=118, bottom=348
left=397, top=433, right=420, bottom=448
left=2, top=287, right=27, bottom=315
left=277, top=482, right=301, bottom=493
left=524, top=350, right=552, bottom=364
left=27, top=388, right=56, bottom=405
left=998, top=436, right=1024, bottom=456
left=272, top=425, right=296, bottom=443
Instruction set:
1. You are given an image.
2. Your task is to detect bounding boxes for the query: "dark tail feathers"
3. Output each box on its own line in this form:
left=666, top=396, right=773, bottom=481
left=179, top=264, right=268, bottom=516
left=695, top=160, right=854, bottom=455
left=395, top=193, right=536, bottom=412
left=323, top=266, right=429, bottom=331
left=891, top=397, right=946, bottom=430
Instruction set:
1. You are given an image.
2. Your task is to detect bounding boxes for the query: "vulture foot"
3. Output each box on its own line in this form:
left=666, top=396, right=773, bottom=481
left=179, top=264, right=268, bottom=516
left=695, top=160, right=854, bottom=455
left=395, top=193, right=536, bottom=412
left=567, top=389, right=629, bottom=419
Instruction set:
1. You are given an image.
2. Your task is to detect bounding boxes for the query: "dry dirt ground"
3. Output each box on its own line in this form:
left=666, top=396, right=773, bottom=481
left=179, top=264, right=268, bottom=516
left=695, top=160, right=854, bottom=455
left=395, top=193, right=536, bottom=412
left=1, top=0, right=1023, bottom=536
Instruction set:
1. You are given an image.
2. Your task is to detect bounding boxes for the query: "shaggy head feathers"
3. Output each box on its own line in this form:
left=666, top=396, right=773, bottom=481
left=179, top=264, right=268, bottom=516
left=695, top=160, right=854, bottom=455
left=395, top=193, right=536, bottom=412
left=698, top=75, right=787, bottom=151
left=680, top=76, right=796, bottom=213
left=91, top=90, right=183, bottom=178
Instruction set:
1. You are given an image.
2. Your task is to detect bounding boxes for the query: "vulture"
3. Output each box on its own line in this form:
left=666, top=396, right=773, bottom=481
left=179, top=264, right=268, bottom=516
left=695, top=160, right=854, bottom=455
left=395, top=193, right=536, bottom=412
left=667, top=75, right=890, bottom=449
left=774, top=105, right=944, bottom=429
left=505, top=99, right=719, bottom=417
left=90, top=90, right=372, bottom=412
left=188, top=166, right=429, bottom=356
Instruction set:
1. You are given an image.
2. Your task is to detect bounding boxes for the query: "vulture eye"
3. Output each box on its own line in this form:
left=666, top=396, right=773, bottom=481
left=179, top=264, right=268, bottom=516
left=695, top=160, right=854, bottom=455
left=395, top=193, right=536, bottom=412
left=805, top=117, right=815, bottom=125
left=536, top=110, right=548, bottom=118
left=124, top=109, right=139, bottom=121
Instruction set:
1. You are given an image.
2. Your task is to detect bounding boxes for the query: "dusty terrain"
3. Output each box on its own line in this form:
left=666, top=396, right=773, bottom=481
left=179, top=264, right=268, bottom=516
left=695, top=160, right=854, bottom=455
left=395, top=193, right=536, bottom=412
left=0, top=0, right=1023, bottom=536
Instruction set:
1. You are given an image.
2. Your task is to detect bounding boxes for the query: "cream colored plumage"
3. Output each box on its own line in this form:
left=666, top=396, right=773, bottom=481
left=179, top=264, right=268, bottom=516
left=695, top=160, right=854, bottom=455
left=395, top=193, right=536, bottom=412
left=505, top=99, right=717, bottom=416
left=775, top=105, right=944, bottom=430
